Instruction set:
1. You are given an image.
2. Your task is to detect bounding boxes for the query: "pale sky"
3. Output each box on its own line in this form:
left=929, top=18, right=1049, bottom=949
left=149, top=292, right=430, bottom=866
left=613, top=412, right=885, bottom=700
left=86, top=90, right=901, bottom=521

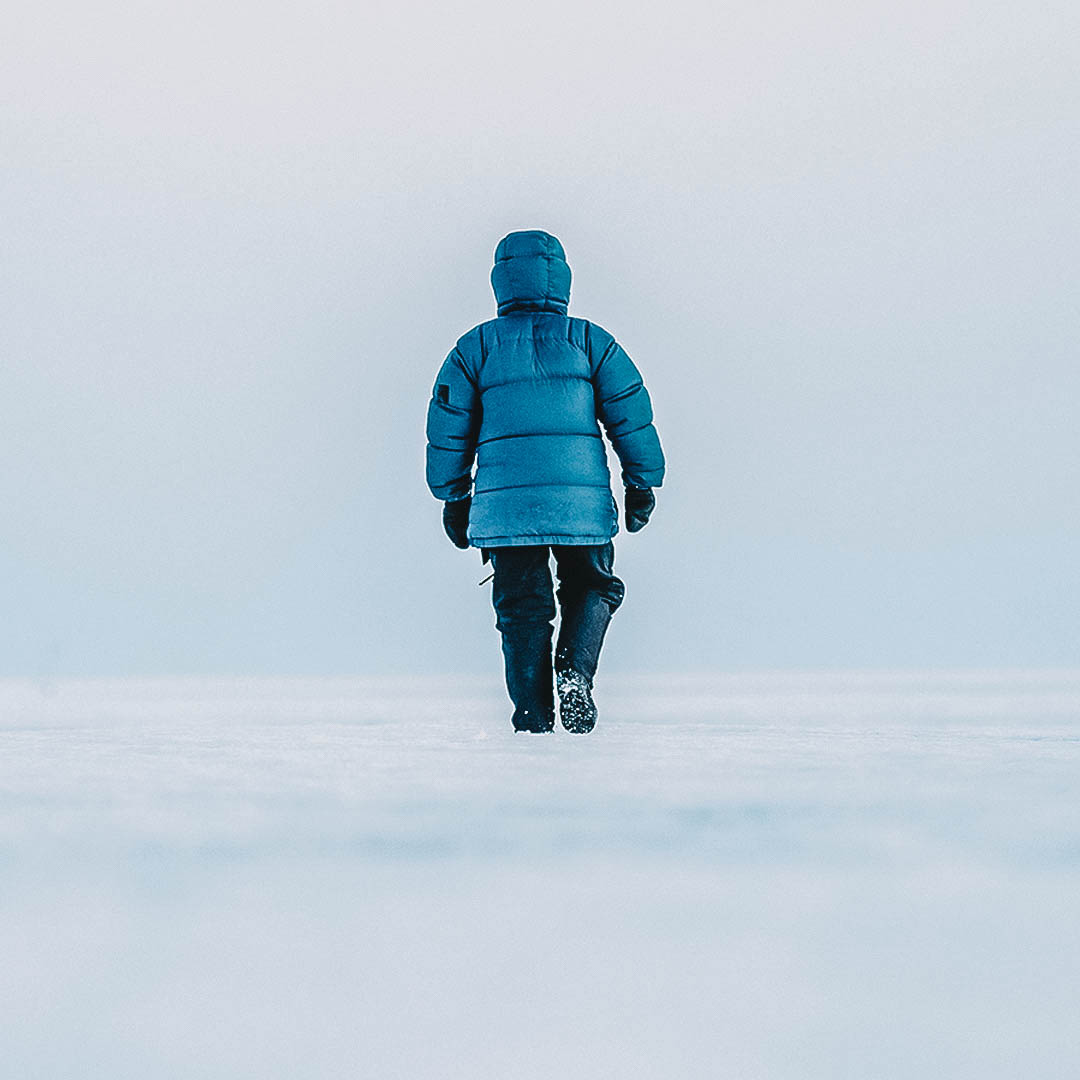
left=2, top=0, right=1077, bottom=674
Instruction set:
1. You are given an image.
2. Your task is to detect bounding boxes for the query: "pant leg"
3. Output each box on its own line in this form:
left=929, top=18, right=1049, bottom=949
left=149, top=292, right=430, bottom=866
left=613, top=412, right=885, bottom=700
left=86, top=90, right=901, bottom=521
left=488, top=546, right=556, bottom=720
left=552, top=542, right=625, bottom=685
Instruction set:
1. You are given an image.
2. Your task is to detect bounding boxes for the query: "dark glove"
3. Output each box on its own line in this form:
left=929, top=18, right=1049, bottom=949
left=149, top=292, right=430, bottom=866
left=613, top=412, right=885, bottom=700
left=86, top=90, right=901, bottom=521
left=442, top=496, right=471, bottom=549
left=624, top=486, right=655, bottom=532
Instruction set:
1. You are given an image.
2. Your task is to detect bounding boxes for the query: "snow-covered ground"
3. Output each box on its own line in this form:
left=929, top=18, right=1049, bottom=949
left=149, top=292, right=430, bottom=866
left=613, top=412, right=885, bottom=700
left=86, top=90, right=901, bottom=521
left=2, top=672, right=1078, bottom=1079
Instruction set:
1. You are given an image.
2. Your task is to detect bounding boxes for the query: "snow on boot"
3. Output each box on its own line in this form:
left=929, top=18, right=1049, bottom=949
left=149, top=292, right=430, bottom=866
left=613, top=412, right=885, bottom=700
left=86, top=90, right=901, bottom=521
left=557, top=669, right=597, bottom=734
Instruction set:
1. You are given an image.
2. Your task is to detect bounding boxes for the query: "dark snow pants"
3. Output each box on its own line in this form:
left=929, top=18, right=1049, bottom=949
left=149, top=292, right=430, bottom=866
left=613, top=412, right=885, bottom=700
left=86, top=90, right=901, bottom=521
left=486, top=543, right=625, bottom=718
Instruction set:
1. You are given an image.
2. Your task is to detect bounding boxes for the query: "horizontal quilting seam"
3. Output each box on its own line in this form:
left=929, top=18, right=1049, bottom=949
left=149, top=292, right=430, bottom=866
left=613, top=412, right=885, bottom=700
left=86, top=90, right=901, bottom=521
left=611, top=422, right=654, bottom=438
left=599, top=382, right=643, bottom=406
left=477, top=431, right=601, bottom=446
left=475, top=482, right=612, bottom=494
left=427, top=439, right=472, bottom=451
left=433, top=400, right=473, bottom=417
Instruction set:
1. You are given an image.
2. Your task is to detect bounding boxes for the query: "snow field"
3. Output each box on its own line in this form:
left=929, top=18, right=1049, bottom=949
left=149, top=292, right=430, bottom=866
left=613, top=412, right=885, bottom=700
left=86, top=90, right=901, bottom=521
left=1, top=672, right=1078, bottom=1078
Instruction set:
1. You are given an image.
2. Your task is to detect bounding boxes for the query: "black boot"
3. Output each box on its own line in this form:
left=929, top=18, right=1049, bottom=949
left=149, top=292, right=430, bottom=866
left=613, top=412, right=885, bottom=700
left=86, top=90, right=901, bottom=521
left=512, top=705, right=555, bottom=734
left=501, top=623, right=555, bottom=733
left=556, top=668, right=597, bottom=734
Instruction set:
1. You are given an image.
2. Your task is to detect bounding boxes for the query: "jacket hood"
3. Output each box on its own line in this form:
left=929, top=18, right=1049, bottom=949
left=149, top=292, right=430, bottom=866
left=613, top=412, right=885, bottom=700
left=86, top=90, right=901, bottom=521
left=491, top=230, right=571, bottom=315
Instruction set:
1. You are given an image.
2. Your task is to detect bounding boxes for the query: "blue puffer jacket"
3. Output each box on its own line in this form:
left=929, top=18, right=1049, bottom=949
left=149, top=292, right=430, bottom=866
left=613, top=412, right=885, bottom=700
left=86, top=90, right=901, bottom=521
left=426, top=230, right=665, bottom=547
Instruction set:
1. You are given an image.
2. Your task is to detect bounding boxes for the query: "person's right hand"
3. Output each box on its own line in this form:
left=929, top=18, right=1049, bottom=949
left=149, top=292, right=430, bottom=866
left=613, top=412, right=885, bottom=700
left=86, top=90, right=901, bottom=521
left=624, top=486, right=655, bottom=532
left=442, top=497, right=471, bottom=549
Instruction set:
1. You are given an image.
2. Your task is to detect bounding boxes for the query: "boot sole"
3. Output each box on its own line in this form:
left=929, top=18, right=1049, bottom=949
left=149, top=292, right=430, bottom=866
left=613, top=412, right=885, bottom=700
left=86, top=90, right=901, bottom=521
left=557, top=675, right=597, bottom=734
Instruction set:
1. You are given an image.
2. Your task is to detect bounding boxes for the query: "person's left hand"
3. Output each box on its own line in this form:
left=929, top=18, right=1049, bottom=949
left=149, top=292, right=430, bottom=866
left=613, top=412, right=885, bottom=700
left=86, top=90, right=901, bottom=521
left=442, top=497, right=471, bottom=548
left=624, top=486, right=655, bottom=532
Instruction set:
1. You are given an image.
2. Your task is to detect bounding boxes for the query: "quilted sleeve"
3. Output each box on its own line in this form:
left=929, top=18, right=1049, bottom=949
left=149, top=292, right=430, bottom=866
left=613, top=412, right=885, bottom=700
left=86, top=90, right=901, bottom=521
left=425, top=345, right=481, bottom=501
left=588, top=324, right=665, bottom=488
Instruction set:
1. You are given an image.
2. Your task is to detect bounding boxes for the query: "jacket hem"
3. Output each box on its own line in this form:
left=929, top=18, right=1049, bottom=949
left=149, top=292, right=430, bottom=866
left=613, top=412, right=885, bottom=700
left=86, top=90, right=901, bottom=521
left=471, top=532, right=616, bottom=548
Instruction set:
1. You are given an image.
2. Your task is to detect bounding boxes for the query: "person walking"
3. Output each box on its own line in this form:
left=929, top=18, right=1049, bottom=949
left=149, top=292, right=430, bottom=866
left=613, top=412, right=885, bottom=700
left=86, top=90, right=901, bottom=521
left=425, top=230, right=665, bottom=733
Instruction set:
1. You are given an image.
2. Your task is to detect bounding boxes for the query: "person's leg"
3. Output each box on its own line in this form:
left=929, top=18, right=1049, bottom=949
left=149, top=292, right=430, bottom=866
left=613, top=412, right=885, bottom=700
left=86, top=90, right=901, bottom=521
left=489, top=546, right=556, bottom=732
left=552, top=542, right=625, bottom=685
left=551, top=543, right=624, bottom=734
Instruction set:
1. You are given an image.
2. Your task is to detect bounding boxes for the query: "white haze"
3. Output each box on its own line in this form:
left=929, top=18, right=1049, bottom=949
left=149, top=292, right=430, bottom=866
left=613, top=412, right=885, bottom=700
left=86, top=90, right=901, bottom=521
left=2, top=0, right=1077, bottom=675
